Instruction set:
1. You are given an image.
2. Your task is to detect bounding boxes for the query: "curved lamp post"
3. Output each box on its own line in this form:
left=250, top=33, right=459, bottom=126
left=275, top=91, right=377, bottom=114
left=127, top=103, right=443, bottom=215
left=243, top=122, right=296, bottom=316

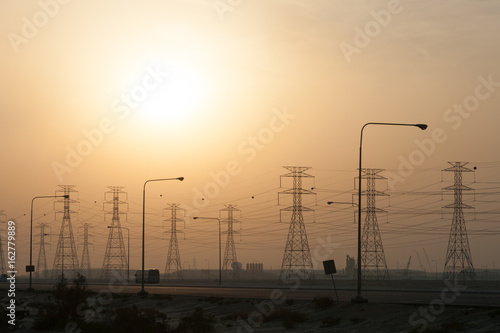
left=352, top=122, right=427, bottom=303
left=193, top=217, right=221, bottom=286
left=139, top=177, right=184, bottom=295
left=28, top=194, right=69, bottom=292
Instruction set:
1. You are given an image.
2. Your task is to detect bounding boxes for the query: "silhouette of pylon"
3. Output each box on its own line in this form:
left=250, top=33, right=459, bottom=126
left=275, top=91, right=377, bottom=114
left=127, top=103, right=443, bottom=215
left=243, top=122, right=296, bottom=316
left=442, top=161, right=476, bottom=282
left=220, top=205, right=241, bottom=280
left=35, top=223, right=50, bottom=279
left=279, top=166, right=316, bottom=283
left=163, top=203, right=184, bottom=279
left=79, top=223, right=93, bottom=279
left=52, top=185, right=79, bottom=279
left=0, top=211, right=7, bottom=275
left=359, top=168, right=390, bottom=280
left=101, top=186, right=128, bottom=281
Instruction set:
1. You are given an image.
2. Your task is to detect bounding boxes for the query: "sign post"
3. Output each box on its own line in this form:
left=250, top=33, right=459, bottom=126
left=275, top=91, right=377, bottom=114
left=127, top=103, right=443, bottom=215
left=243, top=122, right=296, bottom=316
left=323, top=259, right=339, bottom=303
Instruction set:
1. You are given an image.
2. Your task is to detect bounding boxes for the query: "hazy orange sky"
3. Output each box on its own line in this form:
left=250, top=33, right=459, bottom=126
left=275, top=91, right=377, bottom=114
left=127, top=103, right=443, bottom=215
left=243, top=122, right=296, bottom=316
left=1, top=0, right=499, bottom=277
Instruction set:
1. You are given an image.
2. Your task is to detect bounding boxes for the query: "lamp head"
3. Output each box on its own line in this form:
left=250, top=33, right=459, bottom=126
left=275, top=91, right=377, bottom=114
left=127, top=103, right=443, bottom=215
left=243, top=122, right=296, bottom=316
left=415, top=124, right=428, bottom=130
left=193, top=216, right=198, bottom=220
left=63, top=195, right=70, bottom=199
left=178, top=177, right=184, bottom=181
left=327, top=202, right=334, bottom=205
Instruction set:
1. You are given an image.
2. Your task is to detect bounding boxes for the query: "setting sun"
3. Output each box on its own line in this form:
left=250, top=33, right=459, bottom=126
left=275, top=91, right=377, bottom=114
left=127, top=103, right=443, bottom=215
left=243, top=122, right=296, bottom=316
left=140, top=63, right=206, bottom=124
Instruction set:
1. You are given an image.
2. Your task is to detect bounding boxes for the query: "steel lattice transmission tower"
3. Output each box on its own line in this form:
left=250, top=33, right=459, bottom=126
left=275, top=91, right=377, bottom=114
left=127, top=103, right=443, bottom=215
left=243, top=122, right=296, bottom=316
left=220, top=205, right=241, bottom=280
left=35, top=223, right=50, bottom=279
left=163, top=203, right=184, bottom=279
left=279, top=166, right=316, bottom=283
left=0, top=211, right=7, bottom=275
left=101, top=186, right=128, bottom=280
left=79, top=223, right=93, bottom=278
left=442, top=161, right=476, bottom=282
left=359, top=168, right=390, bottom=280
left=52, top=185, right=80, bottom=279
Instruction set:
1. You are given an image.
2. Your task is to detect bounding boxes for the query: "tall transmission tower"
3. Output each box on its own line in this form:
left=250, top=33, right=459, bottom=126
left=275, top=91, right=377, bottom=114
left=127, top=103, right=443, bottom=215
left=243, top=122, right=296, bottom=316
left=101, top=186, right=128, bottom=280
left=279, top=166, right=316, bottom=283
left=442, top=161, right=476, bottom=282
left=0, top=211, right=7, bottom=275
left=79, top=223, right=93, bottom=279
left=220, top=204, right=241, bottom=280
left=34, top=223, right=50, bottom=279
left=359, top=168, right=390, bottom=280
left=52, top=185, right=80, bottom=279
left=163, top=203, right=183, bottom=279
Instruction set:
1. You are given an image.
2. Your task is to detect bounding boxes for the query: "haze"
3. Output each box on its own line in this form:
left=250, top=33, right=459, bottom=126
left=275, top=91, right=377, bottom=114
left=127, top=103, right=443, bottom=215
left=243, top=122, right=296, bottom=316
left=1, top=0, right=499, bottom=276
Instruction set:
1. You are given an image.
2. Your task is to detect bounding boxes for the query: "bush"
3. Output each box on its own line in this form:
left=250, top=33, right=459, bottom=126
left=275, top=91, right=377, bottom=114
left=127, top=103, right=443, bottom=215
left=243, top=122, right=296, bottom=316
left=113, top=305, right=168, bottom=333
left=34, top=273, right=93, bottom=330
left=322, top=316, right=341, bottom=327
left=172, top=308, right=213, bottom=332
left=312, top=296, right=333, bottom=309
left=265, top=309, right=306, bottom=329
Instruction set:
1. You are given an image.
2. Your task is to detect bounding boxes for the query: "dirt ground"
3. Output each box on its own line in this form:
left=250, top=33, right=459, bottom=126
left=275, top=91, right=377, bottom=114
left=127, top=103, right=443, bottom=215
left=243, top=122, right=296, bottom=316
left=4, top=290, right=500, bottom=332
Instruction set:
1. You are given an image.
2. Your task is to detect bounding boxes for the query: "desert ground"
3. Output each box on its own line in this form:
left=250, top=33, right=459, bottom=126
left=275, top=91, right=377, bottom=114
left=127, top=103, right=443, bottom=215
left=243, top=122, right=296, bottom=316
left=2, top=285, right=500, bottom=332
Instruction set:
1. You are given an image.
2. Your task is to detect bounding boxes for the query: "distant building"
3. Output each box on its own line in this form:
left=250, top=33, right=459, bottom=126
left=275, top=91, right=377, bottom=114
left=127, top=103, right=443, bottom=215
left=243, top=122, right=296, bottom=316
left=246, top=262, right=263, bottom=272
left=345, top=255, right=356, bottom=279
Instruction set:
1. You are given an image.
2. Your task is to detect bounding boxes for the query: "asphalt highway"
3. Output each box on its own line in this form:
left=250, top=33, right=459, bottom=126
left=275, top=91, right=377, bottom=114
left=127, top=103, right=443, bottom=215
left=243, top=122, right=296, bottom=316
left=15, top=283, right=500, bottom=307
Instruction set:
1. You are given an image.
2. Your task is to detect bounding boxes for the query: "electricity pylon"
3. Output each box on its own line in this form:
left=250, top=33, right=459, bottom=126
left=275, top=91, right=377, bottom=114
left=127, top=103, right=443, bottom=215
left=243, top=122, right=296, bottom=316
left=442, top=161, right=476, bottom=282
left=35, top=223, right=50, bottom=279
left=359, top=168, right=390, bottom=280
left=79, top=223, right=93, bottom=279
left=220, top=205, right=241, bottom=280
left=163, top=203, right=183, bottom=279
left=101, top=186, right=128, bottom=280
left=52, top=185, right=79, bottom=279
left=279, top=166, right=316, bottom=283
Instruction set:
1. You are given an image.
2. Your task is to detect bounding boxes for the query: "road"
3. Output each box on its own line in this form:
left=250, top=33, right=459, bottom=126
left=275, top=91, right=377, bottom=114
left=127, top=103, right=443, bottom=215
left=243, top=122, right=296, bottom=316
left=15, top=283, right=500, bottom=307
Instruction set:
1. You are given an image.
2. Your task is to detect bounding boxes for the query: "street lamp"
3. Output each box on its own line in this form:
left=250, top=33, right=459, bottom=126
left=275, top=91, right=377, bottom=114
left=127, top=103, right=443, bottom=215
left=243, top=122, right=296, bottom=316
left=327, top=201, right=358, bottom=206
left=108, top=226, right=130, bottom=283
left=193, top=217, right=221, bottom=286
left=139, top=177, right=184, bottom=296
left=28, top=194, right=69, bottom=292
left=353, top=122, right=427, bottom=303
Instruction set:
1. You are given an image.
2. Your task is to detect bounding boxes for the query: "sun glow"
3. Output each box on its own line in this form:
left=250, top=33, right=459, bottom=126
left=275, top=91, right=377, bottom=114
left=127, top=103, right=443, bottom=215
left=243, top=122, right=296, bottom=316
left=140, top=63, right=206, bottom=123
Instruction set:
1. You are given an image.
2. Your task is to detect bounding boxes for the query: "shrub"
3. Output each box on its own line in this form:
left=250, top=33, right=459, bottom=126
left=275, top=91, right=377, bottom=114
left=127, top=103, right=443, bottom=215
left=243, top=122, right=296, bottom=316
left=34, top=273, right=93, bottom=330
left=172, top=308, right=213, bottom=332
left=322, top=316, right=341, bottom=327
left=312, top=296, right=333, bottom=309
left=113, top=305, right=168, bottom=333
left=265, top=309, right=306, bottom=329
